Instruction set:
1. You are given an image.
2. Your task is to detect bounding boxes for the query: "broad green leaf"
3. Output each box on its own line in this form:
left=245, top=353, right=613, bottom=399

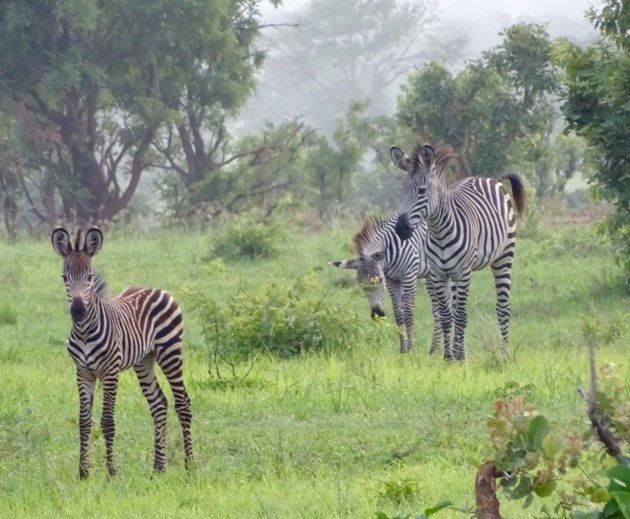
left=423, top=500, right=453, bottom=516
left=608, top=465, right=630, bottom=492
left=572, top=511, right=605, bottom=519
left=533, top=480, right=557, bottom=497
left=611, top=491, right=630, bottom=519
left=527, top=415, right=549, bottom=451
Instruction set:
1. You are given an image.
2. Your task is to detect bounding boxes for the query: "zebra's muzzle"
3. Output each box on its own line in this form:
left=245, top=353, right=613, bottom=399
left=395, top=213, right=414, bottom=240
left=71, top=298, right=87, bottom=322
left=371, top=306, right=385, bottom=319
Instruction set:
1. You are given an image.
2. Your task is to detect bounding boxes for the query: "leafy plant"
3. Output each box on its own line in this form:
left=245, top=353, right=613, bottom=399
left=186, top=273, right=377, bottom=363
left=376, top=499, right=454, bottom=519
left=0, top=303, right=17, bottom=326
left=209, top=217, right=283, bottom=261
left=473, top=317, right=630, bottom=518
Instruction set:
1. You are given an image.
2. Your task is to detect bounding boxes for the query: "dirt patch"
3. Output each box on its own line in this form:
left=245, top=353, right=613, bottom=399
left=540, top=205, right=612, bottom=229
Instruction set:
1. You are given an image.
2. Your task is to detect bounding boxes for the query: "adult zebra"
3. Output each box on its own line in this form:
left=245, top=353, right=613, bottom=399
left=331, top=215, right=442, bottom=354
left=392, top=143, right=525, bottom=360
left=51, top=227, right=193, bottom=478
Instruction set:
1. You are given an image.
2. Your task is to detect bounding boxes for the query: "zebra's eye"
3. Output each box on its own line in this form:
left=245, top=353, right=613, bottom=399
left=418, top=187, right=427, bottom=194
left=88, top=272, right=94, bottom=281
left=61, top=274, right=68, bottom=283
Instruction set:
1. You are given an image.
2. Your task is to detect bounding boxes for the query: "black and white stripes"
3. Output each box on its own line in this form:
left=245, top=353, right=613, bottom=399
left=332, top=215, right=441, bottom=354
left=392, top=143, right=525, bottom=360
left=51, top=227, right=193, bottom=478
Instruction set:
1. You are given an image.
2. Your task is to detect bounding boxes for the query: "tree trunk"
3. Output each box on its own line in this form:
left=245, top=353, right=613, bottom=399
left=475, top=461, right=503, bottom=519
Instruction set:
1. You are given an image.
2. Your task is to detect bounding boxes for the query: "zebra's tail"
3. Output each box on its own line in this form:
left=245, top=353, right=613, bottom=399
left=501, top=173, right=526, bottom=217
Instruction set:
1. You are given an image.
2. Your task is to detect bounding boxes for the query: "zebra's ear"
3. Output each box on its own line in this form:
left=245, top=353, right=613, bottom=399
left=51, top=227, right=72, bottom=257
left=419, top=143, right=435, bottom=169
left=390, top=146, right=411, bottom=171
left=84, top=227, right=104, bottom=257
left=329, top=259, right=358, bottom=270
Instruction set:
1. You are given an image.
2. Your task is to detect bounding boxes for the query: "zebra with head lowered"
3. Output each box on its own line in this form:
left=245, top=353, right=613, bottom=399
left=392, top=143, right=525, bottom=361
left=331, top=215, right=441, bottom=354
left=51, top=227, right=193, bottom=479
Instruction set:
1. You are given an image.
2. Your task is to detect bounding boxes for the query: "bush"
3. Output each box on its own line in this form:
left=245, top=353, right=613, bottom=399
left=188, top=273, right=381, bottom=361
left=0, top=303, right=17, bottom=326
left=209, top=217, right=282, bottom=261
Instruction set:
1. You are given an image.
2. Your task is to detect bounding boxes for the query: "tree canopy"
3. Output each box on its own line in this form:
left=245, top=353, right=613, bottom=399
left=0, top=0, right=278, bottom=225
left=557, top=1, right=630, bottom=273
left=395, top=23, right=559, bottom=184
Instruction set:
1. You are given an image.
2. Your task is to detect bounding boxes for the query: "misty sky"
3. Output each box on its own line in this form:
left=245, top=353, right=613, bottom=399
left=261, top=0, right=600, bottom=53
left=255, top=0, right=601, bottom=90
left=266, top=0, right=599, bottom=18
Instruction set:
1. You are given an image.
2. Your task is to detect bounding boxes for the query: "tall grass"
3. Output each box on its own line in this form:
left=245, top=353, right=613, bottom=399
left=0, top=222, right=627, bottom=518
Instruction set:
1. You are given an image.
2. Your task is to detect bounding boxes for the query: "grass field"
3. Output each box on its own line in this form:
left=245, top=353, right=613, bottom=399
left=0, top=219, right=628, bottom=518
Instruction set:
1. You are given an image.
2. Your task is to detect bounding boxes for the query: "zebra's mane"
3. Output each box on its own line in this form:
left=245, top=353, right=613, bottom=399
left=353, top=216, right=388, bottom=255
left=92, top=271, right=109, bottom=301
left=411, top=143, right=459, bottom=179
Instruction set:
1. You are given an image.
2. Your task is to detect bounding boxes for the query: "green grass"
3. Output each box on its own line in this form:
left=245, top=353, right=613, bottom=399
left=0, top=222, right=628, bottom=518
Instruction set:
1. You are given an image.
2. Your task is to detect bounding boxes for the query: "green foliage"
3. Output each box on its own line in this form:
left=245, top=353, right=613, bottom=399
left=481, top=323, right=630, bottom=518
left=377, top=477, right=422, bottom=505
left=209, top=218, right=282, bottom=261
left=556, top=2, right=630, bottom=275
left=187, top=273, right=370, bottom=359
left=0, top=0, right=273, bottom=222
left=376, top=499, right=454, bottom=519
left=0, top=303, right=17, bottom=326
left=396, top=22, right=568, bottom=200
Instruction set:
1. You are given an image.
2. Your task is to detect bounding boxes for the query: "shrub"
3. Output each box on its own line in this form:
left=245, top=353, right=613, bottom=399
left=0, top=303, right=17, bottom=326
left=187, top=273, right=384, bottom=362
left=209, top=217, right=282, bottom=261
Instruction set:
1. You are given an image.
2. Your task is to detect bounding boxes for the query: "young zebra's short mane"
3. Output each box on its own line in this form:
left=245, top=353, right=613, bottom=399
left=353, top=216, right=386, bottom=256
left=93, top=271, right=109, bottom=300
left=411, top=143, right=459, bottom=179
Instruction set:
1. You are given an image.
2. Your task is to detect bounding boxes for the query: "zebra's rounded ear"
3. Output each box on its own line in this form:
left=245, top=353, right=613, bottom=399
left=84, top=227, right=104, bottom=257
left=390, top=146, right=410, bottom=171
left=51, top=227, right=71, bottom=257
left=329, top=259, right=358, bottom=270
left=419, top=143, right=435, bottom=168
left=389, top=146, right=418, bottom=172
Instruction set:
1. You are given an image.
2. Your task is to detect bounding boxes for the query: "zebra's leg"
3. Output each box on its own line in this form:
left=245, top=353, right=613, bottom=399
left=424, top=279, right=441, bottom=355
left=491, top=252, right=514, bottom=349
left=156, top=339, right=193, bottom=469
left=100, top=373, right=120, bottom=477
left=402, top=276, right=418, bottom=353
left=76, top=368, right=96, bottom=480
left=133, top=354, right=169, bottom=473
left=431, top=275, right=453, bottom=360
left=452, top=272, right=473, bottom=361
left=386, top=280, right=408, bottom=352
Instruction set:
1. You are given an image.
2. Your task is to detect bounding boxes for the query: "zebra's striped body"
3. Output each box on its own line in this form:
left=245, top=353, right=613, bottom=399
left=52, top=227, right=193, bottom=479
left=392, top=144, right=525, bottom=360
left=332, top=216, right=441, bottom=354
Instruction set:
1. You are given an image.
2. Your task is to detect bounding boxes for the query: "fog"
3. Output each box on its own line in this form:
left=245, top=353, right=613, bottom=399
left=245, top=0, right=601, bottom=133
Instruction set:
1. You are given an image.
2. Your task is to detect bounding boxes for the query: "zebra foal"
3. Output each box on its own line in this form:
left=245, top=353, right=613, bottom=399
left=51, top=227, right=193, bottom=478
left=331, top=216, right=441, bottom=354
left=392, top=143, right=525, bottom=360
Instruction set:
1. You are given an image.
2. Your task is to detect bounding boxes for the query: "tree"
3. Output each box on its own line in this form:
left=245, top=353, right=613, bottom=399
left=159, top=118, right=312, bottom=219
left=242, top=0, right=467, bottom=134
left=396, top=23, right=559, bottom=184
left=557, top=1, right=630, bottom=274
left=0, top=0, right=277, bottom=224
left=396, top=61, right=519, bottom=177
